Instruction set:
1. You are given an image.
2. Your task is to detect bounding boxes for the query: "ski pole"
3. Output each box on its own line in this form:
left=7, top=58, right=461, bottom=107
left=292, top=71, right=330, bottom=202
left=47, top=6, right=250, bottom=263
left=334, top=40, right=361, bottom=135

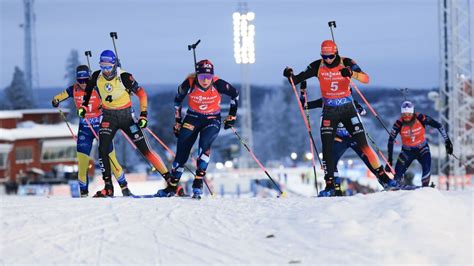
left=288, top=77, right=322, bottom=162
left=298, top=81, right=320, bottom=194
left=451, top=153, right=469, bottom=169
left=328, top=21, right=337, bottom=43
left=349, top=80, right=396, bottom=142
left=57, top=107, right=77, bottom=142
left=399, top=88, right=409, bottom=101
left=145, top=128, right=214, bottom=197
left=187, top=39, right=201, bottom=89
left=119, top=129, right=157, bottom=172
left=188, top=39, right=201, bottom=70
left=365, top=132, right=395, bottom=175
left=109, top=32, right=121, bottom=67
left=230, top=126, right=286, bottom=197
left=84, top=51, right=92, bottom=71
left=288, top=76, right=324, bottom=185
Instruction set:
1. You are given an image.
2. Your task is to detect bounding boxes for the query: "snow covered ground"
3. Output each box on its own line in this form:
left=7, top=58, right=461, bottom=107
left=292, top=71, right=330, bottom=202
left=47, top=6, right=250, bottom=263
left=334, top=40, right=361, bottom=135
left=1, top=188, right=472, bottom=265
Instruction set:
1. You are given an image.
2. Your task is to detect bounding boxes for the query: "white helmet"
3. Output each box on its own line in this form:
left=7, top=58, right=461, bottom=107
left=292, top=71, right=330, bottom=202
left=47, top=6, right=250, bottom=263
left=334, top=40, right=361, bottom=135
left=401, top=101, right=414, bottom=114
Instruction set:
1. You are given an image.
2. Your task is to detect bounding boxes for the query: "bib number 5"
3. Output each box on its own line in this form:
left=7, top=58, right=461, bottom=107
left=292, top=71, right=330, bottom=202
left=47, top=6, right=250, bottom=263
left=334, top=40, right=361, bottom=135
left=330, top=81, right=339, bottom=91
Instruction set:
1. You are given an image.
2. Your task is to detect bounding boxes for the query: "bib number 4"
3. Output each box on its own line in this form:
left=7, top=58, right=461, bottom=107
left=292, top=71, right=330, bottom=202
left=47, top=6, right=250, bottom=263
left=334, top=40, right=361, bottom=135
left=105, top=95, right=113, bottom=103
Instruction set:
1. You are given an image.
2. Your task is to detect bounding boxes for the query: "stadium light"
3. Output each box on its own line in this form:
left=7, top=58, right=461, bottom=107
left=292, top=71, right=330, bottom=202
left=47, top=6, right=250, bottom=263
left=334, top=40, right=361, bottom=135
left=232, top=3, right=256, bottom=168
left=233, top=11, right=255, bottom=64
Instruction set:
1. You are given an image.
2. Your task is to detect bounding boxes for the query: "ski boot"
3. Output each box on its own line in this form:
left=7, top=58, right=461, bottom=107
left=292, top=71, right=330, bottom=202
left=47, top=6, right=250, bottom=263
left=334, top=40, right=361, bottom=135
left=192, top=179, right=204, bottom=199
left=192, top=170, right=205, bottom=199
left=383, top=179, right=399, bottom=190
left=318, top=177, right=336, bottom=197
left=93, top=177, right=114, bottom=197
left=156, top=172, right=180, bottom=197
left=375, top=167, right=399, bottom=191
left=80, top=189, right=89, bottom=198
left=119, top=182, right=134, bottom=197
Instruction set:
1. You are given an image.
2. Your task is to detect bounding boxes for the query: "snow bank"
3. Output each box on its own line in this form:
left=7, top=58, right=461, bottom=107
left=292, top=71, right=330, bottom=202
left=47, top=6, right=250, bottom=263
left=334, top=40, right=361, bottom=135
left=0, top=188, right=472, bottom=265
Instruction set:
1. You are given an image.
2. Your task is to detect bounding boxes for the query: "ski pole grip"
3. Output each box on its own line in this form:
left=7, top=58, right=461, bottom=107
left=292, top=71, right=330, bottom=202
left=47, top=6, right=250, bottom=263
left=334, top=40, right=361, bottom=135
left=85, top=51, right=91, bottom=57
left=328, top=21, right=337, bottom=28
left=188, top=39, right=201, bottom=50
left=110, top=32, right=118, bottom=39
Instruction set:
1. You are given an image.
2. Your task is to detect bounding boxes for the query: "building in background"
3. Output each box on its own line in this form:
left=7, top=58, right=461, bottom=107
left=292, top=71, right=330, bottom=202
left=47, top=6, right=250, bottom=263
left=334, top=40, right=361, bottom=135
left=0, top=109, right=86, bottom=188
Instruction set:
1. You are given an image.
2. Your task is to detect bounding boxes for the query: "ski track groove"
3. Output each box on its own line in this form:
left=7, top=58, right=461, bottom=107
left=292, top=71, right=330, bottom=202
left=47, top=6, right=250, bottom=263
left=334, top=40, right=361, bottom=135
left=1, top=190, right=472, bottom=265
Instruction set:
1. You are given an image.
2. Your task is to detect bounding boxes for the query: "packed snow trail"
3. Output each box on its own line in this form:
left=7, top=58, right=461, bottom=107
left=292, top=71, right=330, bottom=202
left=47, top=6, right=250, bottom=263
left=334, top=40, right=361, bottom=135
left=1, top=188, right=472, bottom=265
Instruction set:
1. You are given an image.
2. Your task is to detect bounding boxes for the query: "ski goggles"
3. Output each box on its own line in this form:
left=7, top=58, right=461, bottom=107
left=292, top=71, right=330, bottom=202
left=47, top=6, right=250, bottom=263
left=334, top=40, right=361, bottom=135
left=198, top=73, right=214, bottom=81
left=321, top=54, right=336, bottom=60
left=100, top=64, right=114, bottom=72
left=77, top=78, right=89, bottom=84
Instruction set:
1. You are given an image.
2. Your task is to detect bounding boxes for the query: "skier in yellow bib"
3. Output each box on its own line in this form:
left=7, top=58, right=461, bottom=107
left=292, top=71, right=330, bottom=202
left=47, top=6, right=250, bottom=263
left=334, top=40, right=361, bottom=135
left=80, top=50, right=178, bottom=197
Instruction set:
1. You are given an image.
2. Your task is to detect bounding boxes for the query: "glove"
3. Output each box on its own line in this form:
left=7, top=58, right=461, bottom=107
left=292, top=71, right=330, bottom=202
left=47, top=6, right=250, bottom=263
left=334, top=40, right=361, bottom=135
left=223, top=115, right=236, bottom=130
left=77, top=107, right=86, bottom=118
left=340, top=67, right=353, bottom=78
left=138, top=111, right=148, bottom=128
left=51, top=99, right=60, bottom=108
left=283, top=67, right=293, bottom=78
left=445, top=139, right=453, bottom=155
left=173, top=119, right=182, bottom=138
left=355, top=103, right=367, bottom=116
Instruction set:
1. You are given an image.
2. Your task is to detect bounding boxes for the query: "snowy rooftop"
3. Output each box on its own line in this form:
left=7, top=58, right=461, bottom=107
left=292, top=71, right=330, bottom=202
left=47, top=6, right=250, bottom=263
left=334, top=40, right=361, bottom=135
left=0, top=111, right=23, bottom=119
left=0, top=108, right=71, bottom=119
left=20, top=108, right=70, bottom=114
left=0, top=121, right=78, bottom=141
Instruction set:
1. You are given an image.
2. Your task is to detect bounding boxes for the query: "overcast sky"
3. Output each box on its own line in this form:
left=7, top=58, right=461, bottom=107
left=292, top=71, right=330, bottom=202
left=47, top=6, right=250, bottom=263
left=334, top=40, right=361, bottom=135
left=1, top=0, right=473, bottom=90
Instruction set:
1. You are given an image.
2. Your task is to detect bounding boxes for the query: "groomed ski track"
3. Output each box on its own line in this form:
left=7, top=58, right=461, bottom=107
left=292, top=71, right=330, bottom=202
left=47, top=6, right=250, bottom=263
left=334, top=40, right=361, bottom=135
left=1, top=188, right=472, bottom=265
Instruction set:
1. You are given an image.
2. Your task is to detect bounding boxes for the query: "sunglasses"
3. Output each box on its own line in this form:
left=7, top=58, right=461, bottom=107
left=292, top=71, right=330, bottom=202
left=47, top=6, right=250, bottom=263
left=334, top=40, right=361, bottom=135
left=321, top=54, right=336, bottom=60
left=77, top=78, right=89, bottom=84
left=100, top=64, right=114, bottom=72
left=198, top=74, right=214, bottom=81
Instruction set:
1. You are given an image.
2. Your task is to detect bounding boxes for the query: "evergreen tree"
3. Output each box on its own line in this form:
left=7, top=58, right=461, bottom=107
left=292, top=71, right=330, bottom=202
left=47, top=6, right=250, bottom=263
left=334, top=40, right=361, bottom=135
left=254, top=88, right=288, bottom=162
left=64, top=49, right=81, bottom=118
left=4, top=66, right=35, bottom=109
left=65, top=49, right=81, bottom=85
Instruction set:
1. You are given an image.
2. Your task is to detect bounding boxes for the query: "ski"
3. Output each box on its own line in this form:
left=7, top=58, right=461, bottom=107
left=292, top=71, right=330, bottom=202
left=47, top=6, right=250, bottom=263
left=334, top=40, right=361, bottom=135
left=130, top=194, right=191, bottom=199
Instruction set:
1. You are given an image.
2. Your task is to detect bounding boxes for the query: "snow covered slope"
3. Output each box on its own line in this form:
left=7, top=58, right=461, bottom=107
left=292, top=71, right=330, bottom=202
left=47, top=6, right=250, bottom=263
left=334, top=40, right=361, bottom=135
left=1, top=188, right=472, bottom=265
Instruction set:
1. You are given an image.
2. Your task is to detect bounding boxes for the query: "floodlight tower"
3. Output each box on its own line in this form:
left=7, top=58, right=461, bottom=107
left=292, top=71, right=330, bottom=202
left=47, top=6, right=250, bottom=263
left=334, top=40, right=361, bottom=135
left=438, top=0, right=473, bottom=190
left=23, top=0, right=39, bottom=92
left=233, top=2, right=255, bottom=168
